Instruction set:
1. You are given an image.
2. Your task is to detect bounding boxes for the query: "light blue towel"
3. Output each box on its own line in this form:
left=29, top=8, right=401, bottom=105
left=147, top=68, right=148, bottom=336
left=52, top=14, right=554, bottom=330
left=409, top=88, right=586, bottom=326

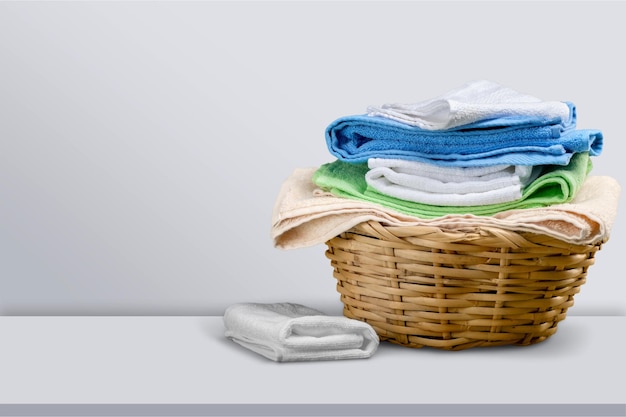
left=325, top=104, right=603, bottom=166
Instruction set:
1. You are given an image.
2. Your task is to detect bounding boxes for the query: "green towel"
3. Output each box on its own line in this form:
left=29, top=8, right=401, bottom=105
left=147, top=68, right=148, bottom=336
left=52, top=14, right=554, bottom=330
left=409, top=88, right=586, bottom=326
left=312, top=152, right=592, bottom=219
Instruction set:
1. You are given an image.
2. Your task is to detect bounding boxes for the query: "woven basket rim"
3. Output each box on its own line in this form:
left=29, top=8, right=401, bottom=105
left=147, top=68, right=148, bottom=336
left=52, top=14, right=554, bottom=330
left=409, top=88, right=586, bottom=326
left=333, top=220, right=606, bottom=250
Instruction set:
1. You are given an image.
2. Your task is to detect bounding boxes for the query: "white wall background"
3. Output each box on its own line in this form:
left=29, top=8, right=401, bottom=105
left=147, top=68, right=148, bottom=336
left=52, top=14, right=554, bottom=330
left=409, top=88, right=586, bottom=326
left=0, top=1, right=624, bottom=316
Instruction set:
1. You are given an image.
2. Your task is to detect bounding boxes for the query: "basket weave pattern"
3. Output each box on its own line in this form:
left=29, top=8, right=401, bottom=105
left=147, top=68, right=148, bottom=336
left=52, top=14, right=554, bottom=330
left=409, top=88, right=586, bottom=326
left=325, top=220, right=603, bottom=350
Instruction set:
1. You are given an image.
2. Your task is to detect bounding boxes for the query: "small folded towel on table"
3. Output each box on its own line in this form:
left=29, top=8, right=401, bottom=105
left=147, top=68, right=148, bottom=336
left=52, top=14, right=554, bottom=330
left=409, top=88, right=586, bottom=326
left=366, top=79, right=573, bottom=131
left=325, top=111, right=602, bottom=167
left=223, top=302, right=379, bottom=362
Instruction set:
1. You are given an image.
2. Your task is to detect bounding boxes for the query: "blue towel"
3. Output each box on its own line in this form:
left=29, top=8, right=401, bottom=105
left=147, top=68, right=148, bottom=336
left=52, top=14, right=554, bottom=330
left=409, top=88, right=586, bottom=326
left=325, top=104, right=603, bottom=166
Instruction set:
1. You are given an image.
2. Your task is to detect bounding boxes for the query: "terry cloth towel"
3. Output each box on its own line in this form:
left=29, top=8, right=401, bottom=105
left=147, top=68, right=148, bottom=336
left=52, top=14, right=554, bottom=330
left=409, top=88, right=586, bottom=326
left=325, top=112, right=603, bottom=167
left=270, top=167, right=620, bottom=250
left=312, top=152, right=592, bottom=219
left=223, top=302, right=379, bottom=362
left=365, top=159, right=541, bottom=206
left=366, top=79, right=573, bottom=131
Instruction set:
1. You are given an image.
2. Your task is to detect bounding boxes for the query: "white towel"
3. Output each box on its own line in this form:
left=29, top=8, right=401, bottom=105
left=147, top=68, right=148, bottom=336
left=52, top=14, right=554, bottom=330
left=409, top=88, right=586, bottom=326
left=223, top=302, right=379, bottom=362
left=368, top=158, right=537, bottom=187
left=366, top=80, right=572, bottom=130
left=365, top=158, right=540, bottom=206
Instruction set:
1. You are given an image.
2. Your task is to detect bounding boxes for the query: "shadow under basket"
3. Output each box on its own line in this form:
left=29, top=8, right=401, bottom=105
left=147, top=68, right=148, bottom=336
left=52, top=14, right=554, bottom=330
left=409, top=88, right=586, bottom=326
left=325, top=220, right=605, bottom=351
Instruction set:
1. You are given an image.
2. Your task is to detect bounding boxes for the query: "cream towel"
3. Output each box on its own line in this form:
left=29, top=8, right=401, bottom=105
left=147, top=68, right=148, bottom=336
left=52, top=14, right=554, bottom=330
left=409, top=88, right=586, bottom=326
left=271, top=167, right=620, bottom=250
left=366, top=79, right=572, bottom=130
left=223, top=302, right=379, bottom=362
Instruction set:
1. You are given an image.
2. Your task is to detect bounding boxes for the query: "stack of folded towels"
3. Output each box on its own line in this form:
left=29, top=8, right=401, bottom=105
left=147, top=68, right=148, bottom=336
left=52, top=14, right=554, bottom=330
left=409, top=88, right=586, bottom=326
left=271, top=80, right=621, bottom=249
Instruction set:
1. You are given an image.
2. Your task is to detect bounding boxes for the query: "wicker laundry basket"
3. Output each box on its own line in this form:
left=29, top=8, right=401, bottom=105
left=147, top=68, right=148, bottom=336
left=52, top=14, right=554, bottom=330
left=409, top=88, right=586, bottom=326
left=325, top=220, right=605, bottom=350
